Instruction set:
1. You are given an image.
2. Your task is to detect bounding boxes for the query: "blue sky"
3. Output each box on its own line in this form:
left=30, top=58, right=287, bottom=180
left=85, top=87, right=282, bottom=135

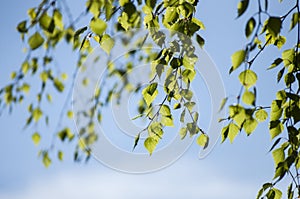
left=0, top=0, right=295, bottom=198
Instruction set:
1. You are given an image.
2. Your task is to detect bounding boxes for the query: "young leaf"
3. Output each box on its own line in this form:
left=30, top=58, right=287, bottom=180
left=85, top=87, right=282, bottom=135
left=132, top=133, right=140, bottom=151
left=290, top=12, right=299, bottom=31
left=42, top=152, right=51, bottom=168
left=179, top=127, right=187, bottom=139
left=90, top=18, right=107, bottom=35
left=17, top=20, right=27, bottom=33
left=242, top=90, right=255, bottom=105
left=269, top=120, right=284, bottom=139
left=144, top=137, right=158, bottom=155
left=243, top=118, right=258, bottom=135
left=230, top=50, right=246, bottom=73
left=255, top=109, right=268, bottom=122
left=237, top=0, right=249, bottom=17
left=28, top=32, right=44, bottom=50
left=197, top=134, right=209, bottom=149
left=245, top=17, right=256, bottom=38
left=268, top=58, right=282, bottom=70
left=58, top=151, right=64, bottom=161
left=142, top=83, right=158, bottom=106
left=238, top=69, right=257, bottom=89
left=228, top=123, right=240, bottom=143
left=100, top=34, right=115, bottom=55
left=32, top=132, right=41, bottom=146
left=196, top=34, right=205, bottom=48
left=266, top=17, right=282, bottom=38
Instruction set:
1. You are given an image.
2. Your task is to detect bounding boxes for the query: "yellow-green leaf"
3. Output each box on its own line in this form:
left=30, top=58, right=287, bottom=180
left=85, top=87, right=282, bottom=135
left=230, top=50, right=246, bottom=72
left=144, top=137, right=158, bottom=155
left=255, top=109, right=268, bottom=122
left=197, top=134, right=209, bottom=149
left=238, top=69, right=257, bottom=89
left=28, top=32, right=44, bottom=50
left=90, top=18, right=107, bottom=35
left=100, top=34, right=115, bottom=55
left=32, top=132, right=41, bottom=146
left=242, top=90, right=255, bottom=105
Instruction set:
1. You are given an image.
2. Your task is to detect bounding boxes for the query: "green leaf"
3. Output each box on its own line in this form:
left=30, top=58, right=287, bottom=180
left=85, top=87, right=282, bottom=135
left=245, top=17, right=256, bottom=38
left=273, top=188, right=282, bottom=199
left=53, top=78, right=64, bottom=92
left=219, top=97, right=228, bottom=112
left=17, top=20, right=27, bottom=33
left=196, top=34, right=205, bottom=48
left=90, top=18, right=107, bottom=35
left=133, top=133, right=140, bottom=150
left=100, top=34, right=115, bottom=55
left=272, top=147, right=285, bottom=166
left=243, top=118, right=258, bottom=135
left=58, top=151, right=64, bottom=161
left=161, top=115, right=174, bottom=126
left=180, top=109, right=186, bottom=123
left=142, top=83, right=158, bottom=106
left=230, top=50, right=246, bottom=73
left=228, top=123, right=240, bottom=143
left=242, top=90, right=255, bottom=105
left=237, top=0, right=249, bottom=17
left=269, top=120, right=284, bottom=139
left=290, top=12, right=299, bottom=31
left=53, top=9, right=64, bottom=30
left=282, top=49, right=295, bottom=66
left=255, top=109, right=268, bottom=122
left=39, top=12, right=53, bottom=32
left=28, top=32, right=44, bottom=50
left=187, top=122, right=199, bottom=136
left=180, top=89, right=193, bottom=101
left=173, top=103, right=181, bottom=110
left=144, top=137, right=158, bottom=155
left=42, top=152, right=51, bottom=168
left=184, top=102, right=195, bottom=112
left=197, top=134, right=209, bottom=149
left=179, top=127, right=187, bottom=139
left=74, top=26, right=88, bottom=40
left=270, top=100, right=282, bottom=121
left=160, top=105, right=171, bottom=116
left=33, top=108, right=43, bottom=122
left=266, top=17, right=282, bottom=37
left=120, top=0, right=129, bottom=6
left=238, top=69, right=257, bottom=89
left=32, top=132, right=41, bottom=146
left=268, top=58, right=283, bottom=70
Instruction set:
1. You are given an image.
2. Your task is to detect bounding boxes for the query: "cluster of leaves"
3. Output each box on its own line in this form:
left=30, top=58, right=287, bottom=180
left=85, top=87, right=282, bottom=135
left=220, top=0, right=300, bottom=198
left=1, top=0, right=207, bottom=167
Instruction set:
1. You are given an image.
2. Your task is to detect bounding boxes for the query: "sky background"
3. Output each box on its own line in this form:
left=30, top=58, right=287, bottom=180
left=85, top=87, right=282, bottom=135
left=0, top=0, right=296, bottom=198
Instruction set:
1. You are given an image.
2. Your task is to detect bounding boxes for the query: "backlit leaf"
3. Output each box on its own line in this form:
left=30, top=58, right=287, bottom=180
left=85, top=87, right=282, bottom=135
left=144, top=137, right=158, bottom=155
left=32, top=132, right=41, bottom=146
left=28, top=32, right=44, bottom=50
left=245, top=17, right=256, bottom=38
left=255, top=109, right=268, bottom=122
left=230, top=50, right=245, bottom=73
left=197, top=134, right=209, bottom=149
left=238, top=69, right=257, bottom=89
left=90, top=18, right=107, bottom=35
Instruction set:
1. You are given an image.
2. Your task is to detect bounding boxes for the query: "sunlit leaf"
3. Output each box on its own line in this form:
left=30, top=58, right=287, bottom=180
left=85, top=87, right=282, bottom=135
left=230, top=50, right=245, bottom=73
left=245, top=17, right=256, bottom=38
left=237, top=0, right=249, bottom=17
left=255, top=109, right=268, bottom=122
left=197, top=134, right=209, bottom=149
left=90, top=18, right=107, bottom=35
left=28, top=32, right=44, bottom=50
left=32, top=132, right=41, bottom=146
left=238, top=69, right=257, bottom=89
left=144, top=137, right=158, bottom=155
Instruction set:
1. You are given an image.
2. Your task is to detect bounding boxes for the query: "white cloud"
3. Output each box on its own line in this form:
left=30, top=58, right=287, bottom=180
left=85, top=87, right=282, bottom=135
left=0, top=158, right=258, bottom=199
